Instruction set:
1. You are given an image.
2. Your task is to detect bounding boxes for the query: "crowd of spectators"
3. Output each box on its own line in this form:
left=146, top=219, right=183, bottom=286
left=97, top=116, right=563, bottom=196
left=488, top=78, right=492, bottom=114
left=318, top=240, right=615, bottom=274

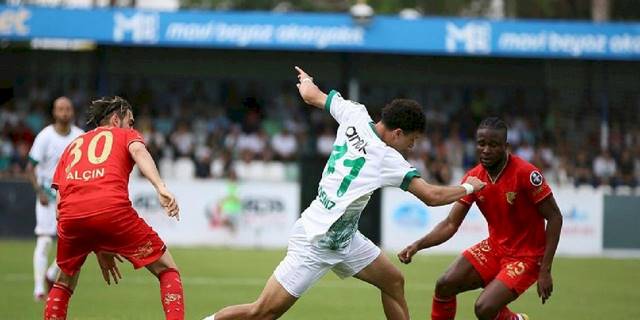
left=1, top=76, right=639, bottom=190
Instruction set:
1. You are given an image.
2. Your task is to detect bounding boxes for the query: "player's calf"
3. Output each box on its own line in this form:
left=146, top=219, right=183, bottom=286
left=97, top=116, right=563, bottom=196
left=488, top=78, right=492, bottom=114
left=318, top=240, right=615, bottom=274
left=44, top=283, right=73, bottom=320
left=158, top=268, right=185, bottom=320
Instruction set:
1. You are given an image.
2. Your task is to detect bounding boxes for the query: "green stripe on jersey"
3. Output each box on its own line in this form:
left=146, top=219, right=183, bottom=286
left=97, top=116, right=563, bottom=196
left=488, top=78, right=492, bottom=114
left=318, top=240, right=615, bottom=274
left=324, top=90, right=338, bottom=113
left=400, top=170, right=420, bottom=191
left=28, top=156, right=39, bottom=166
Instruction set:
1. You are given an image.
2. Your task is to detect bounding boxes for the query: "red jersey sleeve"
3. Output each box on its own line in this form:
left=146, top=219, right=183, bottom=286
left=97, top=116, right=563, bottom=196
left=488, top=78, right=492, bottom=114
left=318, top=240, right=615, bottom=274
left=458, top=172, right=476, bottom=206
left=520, top=164, right=552, bottom=204
left=124, top=129, right=145, bottom=148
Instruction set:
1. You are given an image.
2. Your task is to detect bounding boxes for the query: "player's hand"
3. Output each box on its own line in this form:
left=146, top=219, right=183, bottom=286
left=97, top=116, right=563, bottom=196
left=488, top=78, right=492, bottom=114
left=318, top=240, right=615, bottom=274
left=463, top=176, right=486, bottom=192
left=537, top=269, right=553, bottom=304
left=398, top=243, right=419, bottom=264
left=38, top=191, right=49, bottom=206
left=294, top=66, right=323, bottom=106
left=157, top=186, right=180, bottom=221
left=96, top=251, right=123, bottom=285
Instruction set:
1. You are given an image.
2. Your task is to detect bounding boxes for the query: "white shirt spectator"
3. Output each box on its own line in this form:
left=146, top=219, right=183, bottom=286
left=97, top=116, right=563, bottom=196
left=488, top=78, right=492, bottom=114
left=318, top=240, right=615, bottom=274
left=271, top=130, right=297, bottom=160
left=171, top=127, right=195, bottom=157
left=516, top=142, right=534, bottom=162
left=593, top=151, right=617, bottom=179
left=237, top=133, right=266, bottom=154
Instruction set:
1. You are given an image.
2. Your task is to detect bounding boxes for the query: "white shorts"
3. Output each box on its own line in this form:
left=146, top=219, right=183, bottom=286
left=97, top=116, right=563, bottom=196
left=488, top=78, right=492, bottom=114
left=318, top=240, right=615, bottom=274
left=273, top=219, right=381, bottom=298
left=35, top=201, right=57, bottom=236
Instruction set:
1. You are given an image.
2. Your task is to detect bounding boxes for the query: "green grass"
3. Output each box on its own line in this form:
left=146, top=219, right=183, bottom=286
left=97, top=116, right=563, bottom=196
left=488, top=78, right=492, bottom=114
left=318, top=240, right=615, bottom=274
left=2, top=240, right=640, bottom=319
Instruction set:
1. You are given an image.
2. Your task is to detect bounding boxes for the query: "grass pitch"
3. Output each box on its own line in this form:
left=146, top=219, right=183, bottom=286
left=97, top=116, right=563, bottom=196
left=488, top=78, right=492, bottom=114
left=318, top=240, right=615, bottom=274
left=1, top=240, right=639, bottom=319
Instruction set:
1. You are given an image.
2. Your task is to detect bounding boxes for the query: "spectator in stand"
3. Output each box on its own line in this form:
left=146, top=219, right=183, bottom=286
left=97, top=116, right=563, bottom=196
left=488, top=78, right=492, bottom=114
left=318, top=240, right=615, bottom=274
left=194, top=145, right=213, bottom=178
left=139, top=117, right=166, bottom=163
left=237, top=128, right=267, bottom=160
left=617, top=150, right=636, bottom=188
left=170, top=121, right=195, bottom=159
left=10, top=139, right=30, bottom=177
left=573, top=151, right=594, bottom=187
left=516, top=140, right=535, bottom=163
left=271, top=127, right=298, bottom=161
left=593, top=149, right=617, bottom=187
left=316, top=126, right=336, bottom=156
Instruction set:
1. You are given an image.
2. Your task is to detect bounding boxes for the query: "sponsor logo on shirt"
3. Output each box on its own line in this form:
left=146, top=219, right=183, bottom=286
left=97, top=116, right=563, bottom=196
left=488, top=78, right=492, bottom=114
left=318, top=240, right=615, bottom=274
left=345, top=126, right=368, bottom=154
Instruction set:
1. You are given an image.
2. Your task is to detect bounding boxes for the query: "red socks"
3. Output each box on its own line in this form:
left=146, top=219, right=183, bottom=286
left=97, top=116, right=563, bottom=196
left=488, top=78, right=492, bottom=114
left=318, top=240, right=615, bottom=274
left=494, top=307, right=518, bottom=320
left=431, top=295, right=456, bottom=320
left=44, top=283, right=73, bottom=320
left=158, top=268, right=185, bottom=320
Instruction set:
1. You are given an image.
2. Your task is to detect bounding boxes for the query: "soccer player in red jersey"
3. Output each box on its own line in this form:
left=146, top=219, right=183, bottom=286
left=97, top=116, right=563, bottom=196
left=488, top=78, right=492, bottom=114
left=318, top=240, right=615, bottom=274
left=44, top=96, right=184, bottom=320
left=398, top=117, right=563, bottom=320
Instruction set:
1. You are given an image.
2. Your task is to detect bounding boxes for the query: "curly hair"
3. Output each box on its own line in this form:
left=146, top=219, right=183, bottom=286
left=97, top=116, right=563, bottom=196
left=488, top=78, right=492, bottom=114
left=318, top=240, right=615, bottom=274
left=478, top=116, right=508, bottom=142
left=86, top=96, right=132, bottom=126
left=381, top=99, right=426, bottom=134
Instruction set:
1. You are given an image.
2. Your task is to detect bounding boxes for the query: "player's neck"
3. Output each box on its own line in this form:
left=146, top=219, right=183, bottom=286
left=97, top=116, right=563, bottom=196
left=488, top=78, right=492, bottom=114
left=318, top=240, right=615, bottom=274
left=486, top=154, right=508, bottom=182
left=54, top=122, right=71, bottom=136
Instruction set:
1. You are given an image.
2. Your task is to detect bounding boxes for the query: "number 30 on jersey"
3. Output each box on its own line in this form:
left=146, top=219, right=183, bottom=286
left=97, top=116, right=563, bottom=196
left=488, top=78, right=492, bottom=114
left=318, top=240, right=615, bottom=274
left=65, top=131, right=114, bottom=181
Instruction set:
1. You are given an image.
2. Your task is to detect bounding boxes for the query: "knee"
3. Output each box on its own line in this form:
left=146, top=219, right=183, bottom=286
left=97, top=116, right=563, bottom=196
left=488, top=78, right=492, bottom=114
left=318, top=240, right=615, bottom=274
left=435, top=274, right=455, bottom=296
left=473, top=300, right=498, bottom=320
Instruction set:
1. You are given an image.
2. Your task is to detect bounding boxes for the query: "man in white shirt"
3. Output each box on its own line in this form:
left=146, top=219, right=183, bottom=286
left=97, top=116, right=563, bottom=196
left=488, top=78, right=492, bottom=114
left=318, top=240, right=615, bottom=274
left=204, top=67, right=485, bottom=320
left=26, top=97, right=84, bottom=301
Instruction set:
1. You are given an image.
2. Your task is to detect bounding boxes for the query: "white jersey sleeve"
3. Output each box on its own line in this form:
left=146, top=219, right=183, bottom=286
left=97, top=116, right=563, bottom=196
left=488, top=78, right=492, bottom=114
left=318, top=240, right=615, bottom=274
left=325, top=90, right=370, bottom=125
left=28, top=129, right=47, bottom=165
left=380, top=149, right=421, bottom=191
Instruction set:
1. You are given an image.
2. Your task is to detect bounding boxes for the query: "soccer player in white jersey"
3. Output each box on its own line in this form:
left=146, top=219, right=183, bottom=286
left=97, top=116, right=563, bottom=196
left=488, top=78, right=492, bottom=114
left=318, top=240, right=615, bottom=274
left=26, top=96, right=84, bottom=301
left=203, top=67, right=485, bottom=320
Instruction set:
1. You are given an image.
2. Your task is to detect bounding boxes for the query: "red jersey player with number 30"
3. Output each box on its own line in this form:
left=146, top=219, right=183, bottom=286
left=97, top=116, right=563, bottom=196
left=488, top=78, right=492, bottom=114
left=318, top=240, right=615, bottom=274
left=398, top=117, right=563, bottom=320
left=45, top=96, right=184, bottom=320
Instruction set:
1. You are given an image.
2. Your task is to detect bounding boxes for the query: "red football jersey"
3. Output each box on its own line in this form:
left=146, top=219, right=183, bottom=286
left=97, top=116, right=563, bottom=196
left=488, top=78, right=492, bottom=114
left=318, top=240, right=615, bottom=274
left=459, top=154, right=552, bottom=257
left=52, top=127, right=144, bottom=221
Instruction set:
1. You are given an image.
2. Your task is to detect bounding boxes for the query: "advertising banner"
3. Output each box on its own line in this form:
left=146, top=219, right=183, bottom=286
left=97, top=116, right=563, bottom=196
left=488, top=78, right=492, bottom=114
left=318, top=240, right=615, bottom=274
left=381, top=186, right=603, bottom=256
left=129, top=179, right=299, bottom=248
left=1, top=5, right=639, bottom=60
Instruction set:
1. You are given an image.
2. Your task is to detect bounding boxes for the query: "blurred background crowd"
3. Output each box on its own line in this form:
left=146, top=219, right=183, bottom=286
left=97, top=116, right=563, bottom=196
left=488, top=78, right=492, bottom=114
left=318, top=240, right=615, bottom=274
left=1, top=75, right=638, bottom=188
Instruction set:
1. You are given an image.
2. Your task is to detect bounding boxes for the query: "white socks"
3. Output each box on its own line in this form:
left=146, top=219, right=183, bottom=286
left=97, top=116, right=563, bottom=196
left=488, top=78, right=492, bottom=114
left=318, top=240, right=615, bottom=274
left=202, top=314, right=216, bottom=320
left=33, top=236, right=53, bottom=296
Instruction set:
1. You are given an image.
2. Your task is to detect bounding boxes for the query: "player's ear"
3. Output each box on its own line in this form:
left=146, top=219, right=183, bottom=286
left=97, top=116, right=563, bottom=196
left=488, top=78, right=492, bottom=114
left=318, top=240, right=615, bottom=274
left=110, top=113, right=119, bottom=127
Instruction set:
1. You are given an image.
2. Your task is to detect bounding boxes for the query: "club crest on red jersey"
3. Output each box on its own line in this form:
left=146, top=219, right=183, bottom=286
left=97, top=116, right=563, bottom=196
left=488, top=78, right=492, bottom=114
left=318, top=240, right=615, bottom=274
left=530, top=171, right=543, bottom=186
left=506, top=192, right=517, bottom=205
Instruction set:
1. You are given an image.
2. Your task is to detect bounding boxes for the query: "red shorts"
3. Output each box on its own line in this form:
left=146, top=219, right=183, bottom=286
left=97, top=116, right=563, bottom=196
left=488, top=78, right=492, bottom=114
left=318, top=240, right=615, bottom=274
left=56, top=208, right=166, bottom=276
left=462, top=239, right=541, bottom=295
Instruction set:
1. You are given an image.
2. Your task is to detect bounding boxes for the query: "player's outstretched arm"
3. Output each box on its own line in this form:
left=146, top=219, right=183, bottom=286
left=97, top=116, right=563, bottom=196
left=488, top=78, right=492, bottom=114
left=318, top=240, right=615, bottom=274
left=398, top=202, right=470, bottom=264
left=295, top=66, right=327, bottom=109
left=407, top=176, right=484, bottom=207
left=536, top=195, right=563, bottom=304
left=26, top=162, right=49, bottom=206
left=128, top=141, right=180, bottom=220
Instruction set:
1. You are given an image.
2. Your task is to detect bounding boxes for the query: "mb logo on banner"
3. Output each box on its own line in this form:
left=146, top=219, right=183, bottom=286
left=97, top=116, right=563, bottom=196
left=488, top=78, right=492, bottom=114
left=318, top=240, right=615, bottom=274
left=113, top=12, right=159, bottom=44
left=445, top=21, right=492, bottom=54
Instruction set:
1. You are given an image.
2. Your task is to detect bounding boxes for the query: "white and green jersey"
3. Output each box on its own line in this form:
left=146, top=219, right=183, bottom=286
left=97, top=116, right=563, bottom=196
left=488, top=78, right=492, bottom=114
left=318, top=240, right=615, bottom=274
left=29, top=125, right=84, bottom=199
left=301, top=91, right=420, bottom=250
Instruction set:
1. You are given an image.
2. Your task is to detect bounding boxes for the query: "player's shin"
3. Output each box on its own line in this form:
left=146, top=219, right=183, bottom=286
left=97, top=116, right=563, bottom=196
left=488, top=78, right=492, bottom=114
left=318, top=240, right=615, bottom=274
left=44, top=283, right=73, bottom=320
left=431, top=294, right=456, bottom=320
left=34, top=236, right=53, bottom=298
left=158, top=268, right=185, bottom=320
